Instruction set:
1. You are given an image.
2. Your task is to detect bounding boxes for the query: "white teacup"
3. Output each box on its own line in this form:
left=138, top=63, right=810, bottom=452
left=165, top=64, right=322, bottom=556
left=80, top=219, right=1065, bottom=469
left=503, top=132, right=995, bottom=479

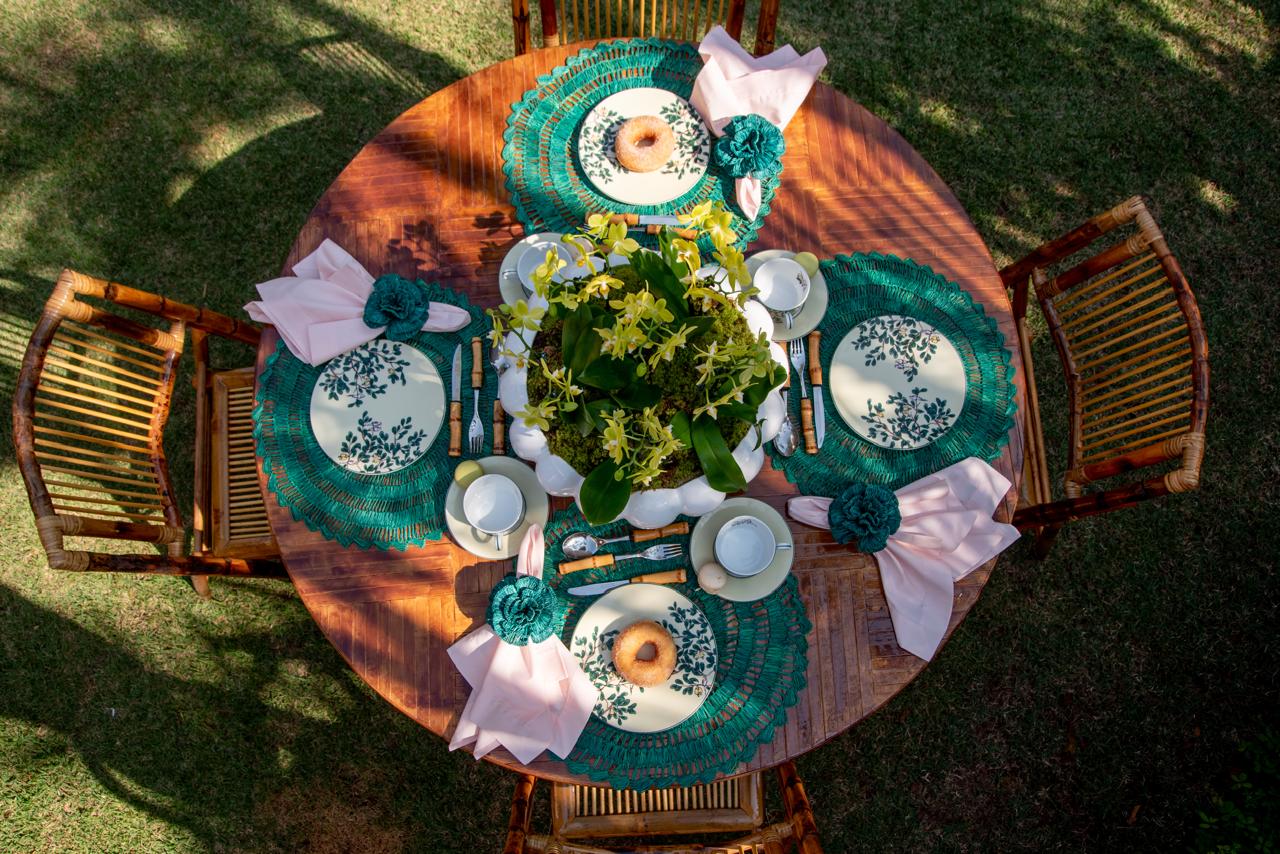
left=753, top=257, right=811, bottom=313
left=463, top=474, right=525, bottom=549
left=714, top=515, right=776, bottom=578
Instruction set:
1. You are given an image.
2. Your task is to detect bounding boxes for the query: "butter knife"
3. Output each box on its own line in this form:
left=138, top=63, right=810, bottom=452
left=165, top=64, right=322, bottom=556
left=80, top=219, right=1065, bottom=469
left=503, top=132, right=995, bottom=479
left=566, top=569, right=687, bottom=597
left=808, top=331, right=825, bottom=449
left=448, top=344, right=462, bottom=457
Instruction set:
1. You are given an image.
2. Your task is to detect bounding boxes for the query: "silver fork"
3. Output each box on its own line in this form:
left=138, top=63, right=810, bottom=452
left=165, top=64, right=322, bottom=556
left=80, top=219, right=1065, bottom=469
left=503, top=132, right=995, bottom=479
left=615, top=542, right=683, bottom=564
left=469, top=390, right=484, bottom=454
left=788, top=338, right=808, bottom=399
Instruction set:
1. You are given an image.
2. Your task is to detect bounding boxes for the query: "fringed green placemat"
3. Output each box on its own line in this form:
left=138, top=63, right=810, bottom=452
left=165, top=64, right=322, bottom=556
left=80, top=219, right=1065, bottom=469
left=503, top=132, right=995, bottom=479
left=502, top=38, right=780, bottom=251
left=768, top=253, right=1017, bottom=496
left=253, top=282, right=496, bottom=551
left=543, top=506, right=810, bottom=790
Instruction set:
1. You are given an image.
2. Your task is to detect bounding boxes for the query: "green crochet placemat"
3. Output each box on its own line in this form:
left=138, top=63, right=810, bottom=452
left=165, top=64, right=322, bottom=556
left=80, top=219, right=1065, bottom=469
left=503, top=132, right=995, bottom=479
left=543, top=506, right=811, bottom=790
left=768, top=253, right=1017, bottom=496
left=253, top=282, right=497, bottom=551
left=503, top=38, right=780, bottom=251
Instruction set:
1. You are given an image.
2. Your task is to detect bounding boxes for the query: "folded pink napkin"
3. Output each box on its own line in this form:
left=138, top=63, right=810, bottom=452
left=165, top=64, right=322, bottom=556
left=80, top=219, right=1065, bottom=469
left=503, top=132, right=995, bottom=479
left=245, top=239, right=469, bottom=365
left=447, top=527, right=599, bottom=765
left=689, top=26, right=827, bottom=219
left=787, top=458, right=1020, bottom=661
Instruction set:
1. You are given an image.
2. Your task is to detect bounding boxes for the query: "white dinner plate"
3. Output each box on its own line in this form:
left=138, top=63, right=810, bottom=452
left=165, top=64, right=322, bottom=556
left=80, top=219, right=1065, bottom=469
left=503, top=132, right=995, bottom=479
left=690, top=498, right=793, bottom=602
left=309, top=339, right=445, bottom=475
left=570, top=583, right=717, bottom=733
left=577, top=87, right=710, bottom=206
left=829, top=314, right=967, bottom=450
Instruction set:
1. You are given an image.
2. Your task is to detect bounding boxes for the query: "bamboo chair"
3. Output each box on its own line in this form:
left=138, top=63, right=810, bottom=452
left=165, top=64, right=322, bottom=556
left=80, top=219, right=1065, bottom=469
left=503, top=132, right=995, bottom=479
left=503, top=763, right=823, bottom=853
left=512, top=0, right=781, bottom=57
left=1001, top=196, right=1209, bottom=557
left=13, top=269, right=285, bottom=595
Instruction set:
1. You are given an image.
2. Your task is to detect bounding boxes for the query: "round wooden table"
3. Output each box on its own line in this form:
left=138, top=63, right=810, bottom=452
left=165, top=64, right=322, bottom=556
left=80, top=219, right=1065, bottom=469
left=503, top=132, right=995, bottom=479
left=257, top=42, right=1026, bottom=786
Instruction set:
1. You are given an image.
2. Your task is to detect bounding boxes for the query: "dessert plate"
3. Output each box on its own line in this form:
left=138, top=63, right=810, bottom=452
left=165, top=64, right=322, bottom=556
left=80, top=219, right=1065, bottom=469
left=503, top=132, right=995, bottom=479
left=309, top=339, right=445, bottom=475
left=570, top=583, right=717, bottom=733
left=577, top=87, right=710, bottom=206
left=830, top=314, right=967, bottom=450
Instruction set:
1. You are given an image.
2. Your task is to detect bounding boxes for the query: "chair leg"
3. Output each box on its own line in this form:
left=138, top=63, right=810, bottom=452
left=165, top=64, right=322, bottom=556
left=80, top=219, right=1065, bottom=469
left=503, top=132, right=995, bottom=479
left=503, top=774, right=536, bottom=854
left=191, top=575, right=212, bottom=598
left=1032, top=524, right=1063, bottom=559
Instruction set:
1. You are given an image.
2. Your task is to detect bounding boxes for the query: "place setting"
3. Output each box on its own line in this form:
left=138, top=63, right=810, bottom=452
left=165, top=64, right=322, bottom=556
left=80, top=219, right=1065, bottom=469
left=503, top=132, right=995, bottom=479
left=250, top=240, right=511, bottom=552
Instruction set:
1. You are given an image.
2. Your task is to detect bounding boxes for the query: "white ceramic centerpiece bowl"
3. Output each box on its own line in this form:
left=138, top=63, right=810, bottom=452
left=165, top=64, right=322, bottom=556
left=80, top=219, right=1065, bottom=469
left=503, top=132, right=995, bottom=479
left=496, top=256, right=787, bottom=528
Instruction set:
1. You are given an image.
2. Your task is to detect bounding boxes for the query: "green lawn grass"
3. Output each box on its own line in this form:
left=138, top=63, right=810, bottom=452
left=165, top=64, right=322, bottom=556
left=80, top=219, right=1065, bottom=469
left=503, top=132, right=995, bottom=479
left=1, top=0, right=1277, bottom=850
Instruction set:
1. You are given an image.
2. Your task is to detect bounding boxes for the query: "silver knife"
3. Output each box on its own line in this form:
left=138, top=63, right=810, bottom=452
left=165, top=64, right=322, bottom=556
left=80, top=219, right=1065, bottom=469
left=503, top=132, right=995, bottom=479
left=566, top=569, right=687, bottom=597
left=809, top=331, right=826, bottom=449
left=636, top=214, right=682, bottom=226
left=448, top=344, right=463, bottom=457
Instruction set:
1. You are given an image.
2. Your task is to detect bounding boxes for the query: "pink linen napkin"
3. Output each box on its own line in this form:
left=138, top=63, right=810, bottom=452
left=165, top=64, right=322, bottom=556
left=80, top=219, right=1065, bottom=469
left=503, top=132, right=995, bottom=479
left=447, top=527, right=599, bottom=765
left=787, top=458, right=1020, bottom=661
left=245, top=239, right=469, bottom=365
left=689, top=26, right=827, bottom=220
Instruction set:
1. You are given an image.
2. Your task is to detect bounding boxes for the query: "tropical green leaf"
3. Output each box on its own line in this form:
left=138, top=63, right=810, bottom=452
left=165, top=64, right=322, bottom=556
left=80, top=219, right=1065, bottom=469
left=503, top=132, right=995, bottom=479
left=691, top=415, right=747, bottom=492
left=561, top=303, right=601, bottom=374
left=585, top=398, right=615, bottom=430
left=629, top=249, right=689, bottom=319
left=580, top=460, right=630, bottom=525
left=680, top=315, right=716, bottom=341
left=578, top=355, right=634, bottom=390
left=669, top=411, right=692, bottom=448
left=611, top=380, right=661, bottom=410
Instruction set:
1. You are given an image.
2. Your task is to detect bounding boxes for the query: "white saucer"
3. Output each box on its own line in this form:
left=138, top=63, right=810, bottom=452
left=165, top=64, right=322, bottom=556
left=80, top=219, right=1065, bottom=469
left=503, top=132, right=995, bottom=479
left=745, top=250, right=828, bottom=341
left=690, top=497, right=793, bottom=602
left=445, top=456, right=549, bottom=560
left=309, top=339, right=445, bottom=475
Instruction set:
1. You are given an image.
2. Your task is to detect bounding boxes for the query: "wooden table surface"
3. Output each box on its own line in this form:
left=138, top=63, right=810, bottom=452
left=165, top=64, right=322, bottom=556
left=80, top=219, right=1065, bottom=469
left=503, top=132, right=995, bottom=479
left=257, top=41, right=1026, bottom=786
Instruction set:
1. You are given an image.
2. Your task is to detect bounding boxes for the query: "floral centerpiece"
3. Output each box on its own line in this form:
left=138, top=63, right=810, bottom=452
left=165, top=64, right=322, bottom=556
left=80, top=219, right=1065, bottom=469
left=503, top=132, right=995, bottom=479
left=491, top=202, right=787, bottom=526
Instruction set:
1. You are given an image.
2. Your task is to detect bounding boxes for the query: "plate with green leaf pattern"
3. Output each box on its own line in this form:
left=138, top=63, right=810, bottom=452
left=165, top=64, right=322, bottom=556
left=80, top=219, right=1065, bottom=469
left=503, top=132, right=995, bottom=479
left=570, top=583, right=717, bottom=733
left=829, top=314, right=967, bottom=451
left=576, top=87, right=710, bottom=206
left=309, top=339, right=446, bottom=475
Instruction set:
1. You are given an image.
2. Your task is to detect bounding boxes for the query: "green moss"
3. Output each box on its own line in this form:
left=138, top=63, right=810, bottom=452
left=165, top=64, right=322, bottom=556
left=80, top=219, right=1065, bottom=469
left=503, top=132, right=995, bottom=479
left=523, top=268, right=756, bottom=489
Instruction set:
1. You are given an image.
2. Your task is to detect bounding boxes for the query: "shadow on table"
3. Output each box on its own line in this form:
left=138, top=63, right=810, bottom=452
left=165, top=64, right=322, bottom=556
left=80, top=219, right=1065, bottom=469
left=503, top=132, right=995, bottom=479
left=0, top=579, right=512, bottom=850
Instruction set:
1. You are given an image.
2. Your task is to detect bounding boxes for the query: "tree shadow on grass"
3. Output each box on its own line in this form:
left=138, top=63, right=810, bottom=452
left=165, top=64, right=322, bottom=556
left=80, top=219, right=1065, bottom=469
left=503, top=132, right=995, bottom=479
left=0, top=580, right=511, bottom=851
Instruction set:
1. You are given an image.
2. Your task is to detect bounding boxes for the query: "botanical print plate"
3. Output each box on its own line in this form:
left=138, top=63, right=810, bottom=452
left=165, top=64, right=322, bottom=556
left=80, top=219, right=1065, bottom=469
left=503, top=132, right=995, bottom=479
left=689, top=497, right=793, bottom=603
left=577, top=87, right=710, bottom=206
left=309, top=339, right=446, bottom=475
left=571, top=584, right=717, bottom=733
left=830, top=314, right=967, bottom=451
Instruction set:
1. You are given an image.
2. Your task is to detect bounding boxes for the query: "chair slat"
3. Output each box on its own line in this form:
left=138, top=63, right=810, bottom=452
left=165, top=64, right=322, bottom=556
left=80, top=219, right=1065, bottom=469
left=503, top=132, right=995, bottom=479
left=35, top=411, right=153, bottom=444
left=1055, top=253, right=1158, bottom=317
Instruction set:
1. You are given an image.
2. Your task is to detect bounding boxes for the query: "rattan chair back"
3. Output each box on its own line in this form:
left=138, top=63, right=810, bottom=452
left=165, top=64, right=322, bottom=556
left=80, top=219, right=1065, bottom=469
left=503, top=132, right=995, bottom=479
left=1001, top=197, right=1208, bottom=541
left=512, top=0, right=780, bottom=57
left=13, top=269, right=280, bottom=578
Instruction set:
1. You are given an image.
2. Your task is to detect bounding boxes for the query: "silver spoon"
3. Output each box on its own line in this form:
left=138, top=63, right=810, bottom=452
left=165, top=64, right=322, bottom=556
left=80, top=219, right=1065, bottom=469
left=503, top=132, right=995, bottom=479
left=773, top=388, right=799, bottom=457
left=561, top=522, right=690, bottom=559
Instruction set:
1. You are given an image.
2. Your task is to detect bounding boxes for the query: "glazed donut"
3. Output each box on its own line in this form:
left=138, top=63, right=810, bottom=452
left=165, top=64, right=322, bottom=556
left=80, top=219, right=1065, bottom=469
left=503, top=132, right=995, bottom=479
left=611, top=620, right=678, bottom=687
left=614, top=116, right=676, bottom=173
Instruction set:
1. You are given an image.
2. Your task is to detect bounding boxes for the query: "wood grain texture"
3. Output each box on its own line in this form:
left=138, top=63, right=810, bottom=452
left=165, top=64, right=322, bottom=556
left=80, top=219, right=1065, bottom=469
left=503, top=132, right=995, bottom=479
left=260, top=42, right=1026, bottom=786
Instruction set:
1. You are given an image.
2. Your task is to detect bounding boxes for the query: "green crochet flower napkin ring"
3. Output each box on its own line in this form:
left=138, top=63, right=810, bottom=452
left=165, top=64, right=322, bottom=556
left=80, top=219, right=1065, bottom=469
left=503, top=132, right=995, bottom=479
left=363, top=274, right=430, bottom=341
left=488, top=574, right=564, bottom=646
left=829, top=483, right=902, bottom=553
left=712, top=114, right=786, bottom=179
